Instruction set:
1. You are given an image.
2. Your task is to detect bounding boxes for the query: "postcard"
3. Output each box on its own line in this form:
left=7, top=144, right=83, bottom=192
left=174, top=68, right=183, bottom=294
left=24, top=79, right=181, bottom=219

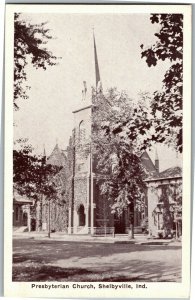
left=4, top=4, right=191, bottom=298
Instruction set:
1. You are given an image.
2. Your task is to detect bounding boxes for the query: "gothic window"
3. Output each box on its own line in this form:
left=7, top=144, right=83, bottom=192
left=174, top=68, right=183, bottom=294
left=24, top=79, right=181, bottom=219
left=78, top=204, right=85, bottom=226
left=79, top=121, right=86, bottom=144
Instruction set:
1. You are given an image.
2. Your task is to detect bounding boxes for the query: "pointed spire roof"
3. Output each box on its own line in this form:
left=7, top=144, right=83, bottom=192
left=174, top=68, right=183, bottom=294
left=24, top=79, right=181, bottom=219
left=47, top=143, right=66, bottom=167
left=43, top=144, right=46, bottom=157
left=93, top=31, right=101, bottom=88
left=53, top=142, right=59, bottom=151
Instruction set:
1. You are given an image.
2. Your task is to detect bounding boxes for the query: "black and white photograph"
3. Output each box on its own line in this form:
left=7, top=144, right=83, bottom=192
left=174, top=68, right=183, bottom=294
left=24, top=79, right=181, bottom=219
left=4, top=4, right=191, bottom=298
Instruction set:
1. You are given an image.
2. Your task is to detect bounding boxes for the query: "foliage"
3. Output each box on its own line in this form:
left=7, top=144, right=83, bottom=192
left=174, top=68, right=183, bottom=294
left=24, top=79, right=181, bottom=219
left=14, top=13, right=58, bottom=110
left=97, top=90, right=158, bottom=153
left=141, top=14, right=183, bottom=153
left=92, top=88, right=146, bottom=217
left=13, top=140, right=62, bottom=201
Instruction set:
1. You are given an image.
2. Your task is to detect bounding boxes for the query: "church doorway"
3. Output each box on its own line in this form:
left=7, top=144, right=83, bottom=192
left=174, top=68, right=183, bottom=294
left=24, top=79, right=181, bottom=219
left=114, top=211, right=126, bottom=234
left=78, top=204, right=85, bottom=226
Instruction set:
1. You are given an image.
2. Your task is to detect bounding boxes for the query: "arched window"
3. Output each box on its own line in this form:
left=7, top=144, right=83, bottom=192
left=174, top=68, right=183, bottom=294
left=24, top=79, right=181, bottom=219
left=79, top=121, right=86, bottom=143
left=78, top=204, right=85, bottom=226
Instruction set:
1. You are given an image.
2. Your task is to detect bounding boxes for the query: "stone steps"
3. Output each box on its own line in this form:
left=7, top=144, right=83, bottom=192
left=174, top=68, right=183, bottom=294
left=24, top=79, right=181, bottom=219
left=13, top=226, right=28, bottom=233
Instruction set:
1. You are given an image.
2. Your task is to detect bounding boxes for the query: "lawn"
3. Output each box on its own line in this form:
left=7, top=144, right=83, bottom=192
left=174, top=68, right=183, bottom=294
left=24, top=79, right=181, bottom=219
left=13, top=238, right=181, bottom=282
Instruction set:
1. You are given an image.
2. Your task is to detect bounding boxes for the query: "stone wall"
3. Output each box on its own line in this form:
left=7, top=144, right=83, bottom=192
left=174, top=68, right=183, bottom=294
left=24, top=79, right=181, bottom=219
left=74, top=176, right=88, bottom=209
left=42, top=199, right=68, bottom=232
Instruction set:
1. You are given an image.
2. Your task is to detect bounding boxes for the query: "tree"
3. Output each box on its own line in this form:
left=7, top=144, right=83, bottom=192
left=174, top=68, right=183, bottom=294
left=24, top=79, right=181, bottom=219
left=92, top=88, right=147, bottom=238
left=13, top=142, right=60, bottom=198
left=13, top=140, right=62, bottom=235
left=140, top=14, right=183, bottom=153
left=14, top=13, right=58, bottom=110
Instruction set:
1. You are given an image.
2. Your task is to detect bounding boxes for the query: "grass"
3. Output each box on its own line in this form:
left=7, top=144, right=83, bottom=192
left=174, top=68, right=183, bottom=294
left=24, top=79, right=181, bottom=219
left=13, top=238, right=182, bottom=282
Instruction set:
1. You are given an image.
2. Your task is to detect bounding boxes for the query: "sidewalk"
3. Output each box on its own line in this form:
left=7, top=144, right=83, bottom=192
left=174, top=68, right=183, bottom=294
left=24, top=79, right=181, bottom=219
left=13, top=231, right=181, bottom=246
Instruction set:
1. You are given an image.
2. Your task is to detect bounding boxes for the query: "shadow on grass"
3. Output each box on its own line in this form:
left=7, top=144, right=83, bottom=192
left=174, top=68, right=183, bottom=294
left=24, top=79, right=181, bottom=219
left=13, top=239, right=181, bottom=265
left=12, top=258, right=181, bottom=282
left=12, top=239, right=181, bottom=282
left=12, top=265, right=93, bottom=282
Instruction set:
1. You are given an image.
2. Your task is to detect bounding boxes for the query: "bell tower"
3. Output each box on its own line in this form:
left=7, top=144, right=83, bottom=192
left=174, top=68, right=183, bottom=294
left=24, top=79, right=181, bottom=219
left=70, top=85, right=92, bottom=234
left=68, top=33, right=108, bottom=235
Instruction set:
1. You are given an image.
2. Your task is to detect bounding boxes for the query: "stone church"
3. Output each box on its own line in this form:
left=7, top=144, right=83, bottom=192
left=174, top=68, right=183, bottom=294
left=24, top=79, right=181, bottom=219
left=33, top=35, right=182, bottom=238
left=64, top=35, right=160, bottom=235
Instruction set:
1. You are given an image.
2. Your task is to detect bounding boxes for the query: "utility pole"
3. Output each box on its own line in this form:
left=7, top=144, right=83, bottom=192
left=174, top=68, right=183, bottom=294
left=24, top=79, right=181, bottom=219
left=48, top=199, right=51, bottom=238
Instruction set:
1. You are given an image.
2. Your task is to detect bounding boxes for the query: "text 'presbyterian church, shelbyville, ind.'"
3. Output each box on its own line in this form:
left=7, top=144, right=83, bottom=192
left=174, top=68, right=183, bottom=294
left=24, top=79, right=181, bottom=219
left=13, top=34, right=182, bottom=238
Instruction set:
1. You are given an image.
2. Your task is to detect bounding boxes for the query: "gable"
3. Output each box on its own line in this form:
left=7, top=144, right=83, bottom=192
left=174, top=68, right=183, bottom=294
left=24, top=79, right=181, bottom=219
left=140, top=151, right=159, bottom=178
left=47, top=144, right=67, bottom=167
left=159, top=166, right=182, bottom=178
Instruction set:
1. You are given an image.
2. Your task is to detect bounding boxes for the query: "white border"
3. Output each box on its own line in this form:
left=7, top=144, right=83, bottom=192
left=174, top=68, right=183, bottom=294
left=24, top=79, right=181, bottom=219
left=4, top=4, right=192, bottom=298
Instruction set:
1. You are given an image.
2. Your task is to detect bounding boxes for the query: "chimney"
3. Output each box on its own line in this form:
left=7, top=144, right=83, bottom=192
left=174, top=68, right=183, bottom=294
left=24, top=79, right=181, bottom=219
left=155, top=148, right=159, bottom=173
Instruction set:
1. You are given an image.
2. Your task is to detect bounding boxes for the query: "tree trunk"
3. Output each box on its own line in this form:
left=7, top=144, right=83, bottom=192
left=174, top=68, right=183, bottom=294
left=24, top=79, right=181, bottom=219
left=48, top=200, right=51, bottom=238
left=104, top=224, right=107, bottom=237
left=36, top=198, right=42, bottom=232
left=128, top=201, right=135, bottom=239
left=128, top=223, right=134, bottom=239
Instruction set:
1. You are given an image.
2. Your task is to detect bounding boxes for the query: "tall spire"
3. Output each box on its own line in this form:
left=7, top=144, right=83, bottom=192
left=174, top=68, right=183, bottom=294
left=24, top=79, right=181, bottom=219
left=43, top=144, right=46, bottom=158
left=42, top=144, right=46, bottom=165
left=93, top=31, right=101, bottom=88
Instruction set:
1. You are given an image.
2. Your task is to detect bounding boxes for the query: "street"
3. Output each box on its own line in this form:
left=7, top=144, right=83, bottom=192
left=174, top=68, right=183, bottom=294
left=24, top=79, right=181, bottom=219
left=13, top=238, right=181, bottom=282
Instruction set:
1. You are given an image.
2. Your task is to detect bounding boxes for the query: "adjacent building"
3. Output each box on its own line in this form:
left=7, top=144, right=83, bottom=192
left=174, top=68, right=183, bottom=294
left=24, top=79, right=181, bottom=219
left=146, top=167, right=182, bottom=238
left=13, top=190, right=34, bottom=232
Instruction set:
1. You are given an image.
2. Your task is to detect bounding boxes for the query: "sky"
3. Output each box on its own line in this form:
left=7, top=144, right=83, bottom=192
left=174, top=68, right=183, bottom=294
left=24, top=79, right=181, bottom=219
left=13, top=13, right=182, bottom=172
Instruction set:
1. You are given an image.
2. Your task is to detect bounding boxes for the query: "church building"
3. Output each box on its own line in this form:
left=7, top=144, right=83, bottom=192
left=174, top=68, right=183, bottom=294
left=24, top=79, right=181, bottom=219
left=67, top=35, right=159, bottom=235
left=34, top=34, right=182, bottom=239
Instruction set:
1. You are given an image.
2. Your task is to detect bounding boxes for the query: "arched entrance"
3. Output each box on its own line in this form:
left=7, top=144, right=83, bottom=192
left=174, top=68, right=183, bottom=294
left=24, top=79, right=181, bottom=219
left=114, top=211, right=126, bottom=234
left=78, top=204, right=85, bottom=226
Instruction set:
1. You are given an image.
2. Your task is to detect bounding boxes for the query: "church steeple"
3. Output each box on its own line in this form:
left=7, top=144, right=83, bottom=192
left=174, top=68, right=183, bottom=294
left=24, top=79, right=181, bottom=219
left=93, top=32, right=101, bottom=89
left=43, top=145, right=46, bottom=158
left=42, top=144, right=46, bottom=165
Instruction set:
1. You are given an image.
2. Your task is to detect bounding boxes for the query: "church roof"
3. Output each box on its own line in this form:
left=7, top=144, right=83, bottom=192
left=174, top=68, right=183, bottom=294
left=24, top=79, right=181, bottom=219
left=159, top=166, right=182, bottom=178
left=47, top=144, right=67, bottom=167
left=140, top=151, right=159, bottom=178
left=139, top=151, right=182, bottom=181
left=13, top=190, right=34, bottom=205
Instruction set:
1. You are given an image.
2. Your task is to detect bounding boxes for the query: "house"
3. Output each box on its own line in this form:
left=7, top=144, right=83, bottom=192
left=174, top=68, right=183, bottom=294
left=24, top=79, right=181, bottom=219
left=146, top=166, right=182, bottom=238
left=13, top=190, right=34, bottom=232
